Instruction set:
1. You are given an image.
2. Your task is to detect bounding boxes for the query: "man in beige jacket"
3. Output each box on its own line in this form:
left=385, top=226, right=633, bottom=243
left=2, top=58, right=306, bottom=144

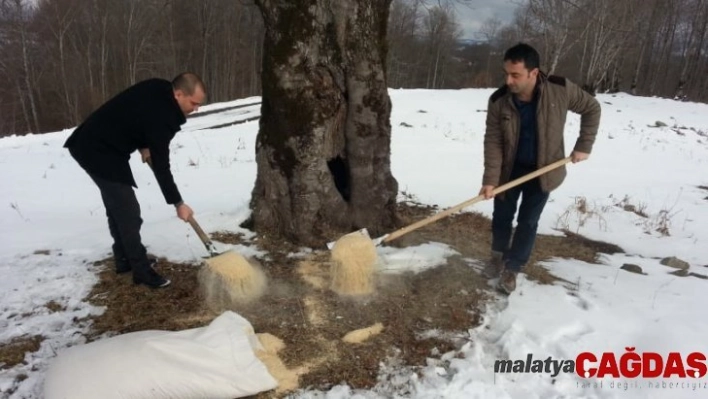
left=480, top=43, right=601, bottom=294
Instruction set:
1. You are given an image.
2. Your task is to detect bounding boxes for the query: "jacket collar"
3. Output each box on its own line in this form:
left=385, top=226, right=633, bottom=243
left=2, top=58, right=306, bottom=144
left=169, top=95, right=187, bottom=126
left=537, top=70, right=549, bottom=84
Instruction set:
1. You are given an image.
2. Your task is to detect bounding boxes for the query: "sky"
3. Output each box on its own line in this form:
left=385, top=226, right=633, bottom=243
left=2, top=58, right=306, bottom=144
left=454, top=0, right=520, bottom=40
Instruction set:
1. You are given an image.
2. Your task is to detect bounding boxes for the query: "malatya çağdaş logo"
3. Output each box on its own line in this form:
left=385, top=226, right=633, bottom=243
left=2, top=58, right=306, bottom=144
left=494, top=348, right=707, bottom=379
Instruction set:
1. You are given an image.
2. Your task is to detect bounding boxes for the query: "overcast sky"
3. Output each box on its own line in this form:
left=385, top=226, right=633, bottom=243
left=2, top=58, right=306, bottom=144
left=453, top=0, right=520, bottom=40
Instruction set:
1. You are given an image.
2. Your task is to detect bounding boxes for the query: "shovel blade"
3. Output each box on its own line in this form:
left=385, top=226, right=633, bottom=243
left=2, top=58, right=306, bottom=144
left=327, top=228, right=371, bottom=250
left=371, top=234, right=389, bottom=246
left=200, top=241, right=233, bottom=259
left=326, top=229, right=390, bottom=250
left=202, top=250, right=230, bottom=260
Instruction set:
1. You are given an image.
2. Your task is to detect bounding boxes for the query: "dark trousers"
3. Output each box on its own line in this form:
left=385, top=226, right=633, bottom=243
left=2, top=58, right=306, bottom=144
left=491, top=165, right=550, bottom=272
left=87, top=173, right=151, bottom=276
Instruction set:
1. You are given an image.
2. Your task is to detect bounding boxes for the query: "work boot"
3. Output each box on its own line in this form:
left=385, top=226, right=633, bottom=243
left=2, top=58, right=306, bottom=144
left=115, top=256, right=157, bottom=275
left=482, top=251, right=505, bottom=279
left=133, top=261, right=170, bottom=289
left=498, top=269, right=517, bottom=295
left=115, top=258, right=131, bottom=274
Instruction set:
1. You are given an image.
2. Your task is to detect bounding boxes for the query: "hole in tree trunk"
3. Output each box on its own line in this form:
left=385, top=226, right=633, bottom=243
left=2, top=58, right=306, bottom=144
left=327, top=155, right=351, bottom=202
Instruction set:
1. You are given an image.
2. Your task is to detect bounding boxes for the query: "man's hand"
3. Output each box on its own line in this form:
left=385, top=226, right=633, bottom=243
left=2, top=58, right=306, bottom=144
left=139, top=148, right=151, bottom=164
left=176, top=203, right=194, bottom=222
left=571, top=151, right=589, bottom=163
left=479, top=185, right=496, bottom=200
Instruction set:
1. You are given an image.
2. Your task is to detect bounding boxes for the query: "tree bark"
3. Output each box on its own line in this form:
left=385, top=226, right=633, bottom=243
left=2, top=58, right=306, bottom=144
left=249, top=0, right=399, bottom=247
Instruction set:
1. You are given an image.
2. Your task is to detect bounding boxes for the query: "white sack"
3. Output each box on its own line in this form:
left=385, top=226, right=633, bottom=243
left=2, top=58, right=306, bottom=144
left=44, top=311, right=278, bottom=399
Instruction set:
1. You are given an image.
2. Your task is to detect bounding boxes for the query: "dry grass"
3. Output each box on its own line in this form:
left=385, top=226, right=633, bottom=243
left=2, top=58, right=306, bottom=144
left=0, top=335, right=43, bottom=370
left=613, top=194, right=649, bottom=218
left=555, top=196, right=610, bottom=233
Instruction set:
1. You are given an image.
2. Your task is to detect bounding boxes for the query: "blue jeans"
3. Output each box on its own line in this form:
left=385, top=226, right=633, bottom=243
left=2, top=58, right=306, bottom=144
left=491, top=165, right=550, bottom=272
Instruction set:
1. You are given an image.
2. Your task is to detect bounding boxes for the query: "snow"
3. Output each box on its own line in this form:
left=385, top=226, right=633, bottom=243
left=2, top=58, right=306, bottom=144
left=1, top=88, right=708, bottom=398
left=377, top=242, right=460, bottom=274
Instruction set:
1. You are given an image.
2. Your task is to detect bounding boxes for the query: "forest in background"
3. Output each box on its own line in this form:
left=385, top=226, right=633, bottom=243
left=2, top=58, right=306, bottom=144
left=1, top=0, right=706, bottom=136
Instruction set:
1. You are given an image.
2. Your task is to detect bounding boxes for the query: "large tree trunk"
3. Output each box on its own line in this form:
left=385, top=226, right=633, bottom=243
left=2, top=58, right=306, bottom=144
left=248, top=0, right=399, bottom=247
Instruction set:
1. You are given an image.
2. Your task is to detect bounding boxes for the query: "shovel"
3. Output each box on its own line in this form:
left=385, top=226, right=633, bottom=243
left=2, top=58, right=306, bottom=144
left=327, top=156, right=573, bottom=249
left=187, top=215, right=227, bottom=258
left=144, top=155, right=226, bottom=259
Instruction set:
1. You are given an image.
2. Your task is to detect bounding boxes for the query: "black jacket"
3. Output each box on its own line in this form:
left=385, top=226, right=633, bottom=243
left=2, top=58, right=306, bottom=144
left=65, top=78, right=186, bottom=205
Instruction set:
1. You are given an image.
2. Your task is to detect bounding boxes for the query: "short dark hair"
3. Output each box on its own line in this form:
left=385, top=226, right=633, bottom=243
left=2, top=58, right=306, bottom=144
left=172, top=72, right=205, bottom=95
left=503, top=43, right=540, bottom=71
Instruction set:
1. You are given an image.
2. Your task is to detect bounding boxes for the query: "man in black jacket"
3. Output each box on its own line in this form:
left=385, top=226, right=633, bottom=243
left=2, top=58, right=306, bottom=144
left=65, top=73, right=206, bottom=288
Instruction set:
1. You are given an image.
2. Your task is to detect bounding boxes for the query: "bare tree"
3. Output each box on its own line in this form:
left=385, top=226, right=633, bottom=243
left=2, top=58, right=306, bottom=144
left=89, top=0, right=110, bottom=102
left=645, top=1, right=680, bottom=95
left=674, top=0, right=708, bottom=99
left=387, top=0, right=421, bottom=87
left=2, top=0, right=707, bottom=137
left=527, top=0, right=584, bottom=74
left=38, top=0, right=80, bottom=125
left=120, top=0, right=155, bottom=85
left=626, top=0, right=658, bottom=95
left=422, top=3, right=461, bottom=89
left=475, top=17, right=501, bottom=86
left=196, top=1, right=217, bottom=85
left=1, top=0, right=41, bottom=133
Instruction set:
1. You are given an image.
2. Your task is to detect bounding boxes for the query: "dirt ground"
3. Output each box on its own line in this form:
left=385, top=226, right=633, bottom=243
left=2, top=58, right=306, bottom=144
left=68, top=202, right=624, bottom=398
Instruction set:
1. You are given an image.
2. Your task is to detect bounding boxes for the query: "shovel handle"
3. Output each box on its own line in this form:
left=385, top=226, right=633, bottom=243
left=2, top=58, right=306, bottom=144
left=382, top=156, right=573, bottom=244
left=145, top=157, right=219, bottom=256
left=187, top=216, right=218, bottom=254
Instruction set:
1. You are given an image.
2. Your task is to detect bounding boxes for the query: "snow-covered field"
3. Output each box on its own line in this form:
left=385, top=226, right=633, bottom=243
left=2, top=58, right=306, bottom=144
left=1, top=88, right=707, bottom=398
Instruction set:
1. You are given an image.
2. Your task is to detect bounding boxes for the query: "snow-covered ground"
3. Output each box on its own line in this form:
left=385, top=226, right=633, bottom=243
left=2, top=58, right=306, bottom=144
left=1, top=88, right=707, bottom=398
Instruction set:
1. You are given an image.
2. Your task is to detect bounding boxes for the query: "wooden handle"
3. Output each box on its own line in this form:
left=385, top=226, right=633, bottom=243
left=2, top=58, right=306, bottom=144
left=188, top=216, right=213, bottom=248
left=382, top=156, right=573, bottom=243
left=147, top=159, right=217, bottom=256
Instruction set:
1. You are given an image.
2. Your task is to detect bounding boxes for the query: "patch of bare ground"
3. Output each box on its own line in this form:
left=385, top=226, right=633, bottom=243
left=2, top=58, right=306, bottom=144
left=0, top=335, right=43, bottom=370
left=210, top=230, right=250, bottom=246
left=79, top=201, right=623, bottom=398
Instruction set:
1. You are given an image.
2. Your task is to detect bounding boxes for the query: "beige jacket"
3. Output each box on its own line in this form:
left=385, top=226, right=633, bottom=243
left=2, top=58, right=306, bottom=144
left=482, top=73, right=601, bottom=192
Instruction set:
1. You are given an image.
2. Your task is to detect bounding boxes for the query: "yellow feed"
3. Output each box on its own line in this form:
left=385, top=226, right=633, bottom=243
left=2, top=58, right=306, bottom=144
left=342, top=322, right=384, bottom=344
left=329, top=233, right=377, bottom=296
left=255, top=333, right=299, bottom=393
left=199, top=251, right=267, bottom=309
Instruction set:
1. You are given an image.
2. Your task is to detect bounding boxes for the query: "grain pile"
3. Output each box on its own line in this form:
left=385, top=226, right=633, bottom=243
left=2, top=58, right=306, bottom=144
left=329, top=233, right=378, bottom=296
left=255, top=333, right=300, bottom=394
left=342, top=322, right=384, bottom=344
left=198, top=251, right=267, bottom=309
